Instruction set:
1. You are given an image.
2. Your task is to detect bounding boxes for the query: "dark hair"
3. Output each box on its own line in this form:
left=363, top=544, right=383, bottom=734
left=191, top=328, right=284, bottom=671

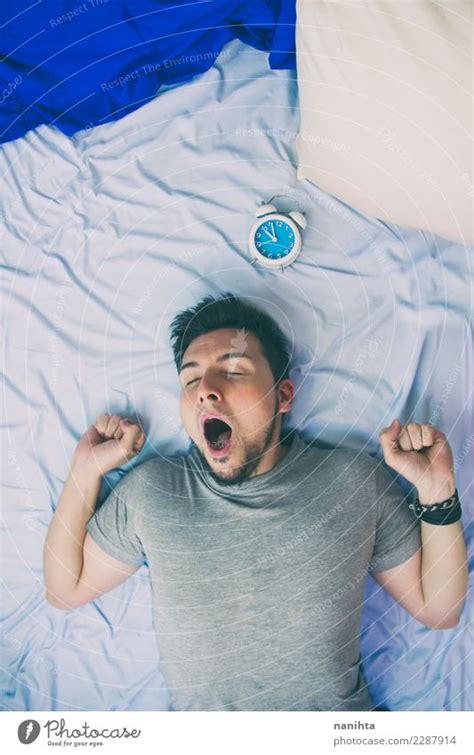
left=169, top=293, right=291, bottom=384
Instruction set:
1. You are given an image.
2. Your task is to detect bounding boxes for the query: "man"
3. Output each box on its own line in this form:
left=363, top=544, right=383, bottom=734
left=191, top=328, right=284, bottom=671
left=43, top=293, right=467, bottom=711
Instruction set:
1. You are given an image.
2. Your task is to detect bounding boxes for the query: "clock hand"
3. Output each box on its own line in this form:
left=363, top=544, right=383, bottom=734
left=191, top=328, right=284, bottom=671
left=262, top=227, right=274, bottom=240
left=270, top=222, right=277, bottom=241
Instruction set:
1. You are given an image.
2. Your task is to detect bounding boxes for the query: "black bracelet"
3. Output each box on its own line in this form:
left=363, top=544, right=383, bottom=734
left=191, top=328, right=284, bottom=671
left=409, top=488, right=462, bottom=525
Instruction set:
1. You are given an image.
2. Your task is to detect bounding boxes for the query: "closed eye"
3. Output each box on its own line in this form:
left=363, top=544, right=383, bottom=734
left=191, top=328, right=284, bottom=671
left=186, top=377, right=200, bottom=386
left=185, top=371, right=244, bottom=387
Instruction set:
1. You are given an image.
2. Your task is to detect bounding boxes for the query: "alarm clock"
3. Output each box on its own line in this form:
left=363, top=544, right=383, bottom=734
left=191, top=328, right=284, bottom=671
left=249, top=200, right=306, bottom=269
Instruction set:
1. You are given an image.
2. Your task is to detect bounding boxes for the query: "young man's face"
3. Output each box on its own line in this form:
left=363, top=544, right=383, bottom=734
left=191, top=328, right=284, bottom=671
left=179, top=328, right=294, bottom=483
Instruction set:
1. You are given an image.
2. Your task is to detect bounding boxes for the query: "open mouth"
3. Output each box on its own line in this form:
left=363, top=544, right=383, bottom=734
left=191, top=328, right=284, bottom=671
left=201, top=415, right=233, bottom=456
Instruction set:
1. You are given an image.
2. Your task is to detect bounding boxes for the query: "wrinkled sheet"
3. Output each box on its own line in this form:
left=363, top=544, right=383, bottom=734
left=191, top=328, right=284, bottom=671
left=1, top=38, right=472, bottom=711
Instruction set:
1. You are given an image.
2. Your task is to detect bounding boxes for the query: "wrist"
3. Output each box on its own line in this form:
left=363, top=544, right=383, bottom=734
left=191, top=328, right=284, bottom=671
left=69, top=457, right=104, bottom=484
left=416, top=476, right=456, bottom=505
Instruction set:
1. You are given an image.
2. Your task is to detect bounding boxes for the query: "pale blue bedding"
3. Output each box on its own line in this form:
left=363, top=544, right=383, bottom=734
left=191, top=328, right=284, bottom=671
left=1, top=38, right=472, bottom=711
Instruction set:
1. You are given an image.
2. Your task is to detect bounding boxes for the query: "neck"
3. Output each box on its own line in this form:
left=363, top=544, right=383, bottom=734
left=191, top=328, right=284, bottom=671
left=249, top=427, right=289, bottom=478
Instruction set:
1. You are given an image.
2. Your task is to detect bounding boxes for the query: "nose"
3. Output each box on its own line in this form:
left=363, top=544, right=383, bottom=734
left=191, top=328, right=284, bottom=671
left=197, top=373, right=223, bottom=404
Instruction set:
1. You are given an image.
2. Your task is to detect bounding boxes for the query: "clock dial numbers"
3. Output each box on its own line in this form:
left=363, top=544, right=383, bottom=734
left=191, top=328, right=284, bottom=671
left=252, top=214, right=301, bottom=266
left=256, top=220, right=295, bottom=257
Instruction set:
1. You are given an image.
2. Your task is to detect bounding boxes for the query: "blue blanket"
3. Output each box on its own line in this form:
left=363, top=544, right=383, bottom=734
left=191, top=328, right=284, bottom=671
left=0, top=0, right=295, bottom=144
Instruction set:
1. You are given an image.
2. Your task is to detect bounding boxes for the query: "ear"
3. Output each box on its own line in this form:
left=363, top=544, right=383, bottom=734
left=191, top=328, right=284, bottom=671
left=277, top=378, right=294, bottom=414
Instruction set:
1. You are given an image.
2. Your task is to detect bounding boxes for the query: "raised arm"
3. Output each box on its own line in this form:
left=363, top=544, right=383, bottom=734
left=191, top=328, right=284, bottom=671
left=377, top=420, right=468, bottom=628
left=43, top=414, right=145, bottom=610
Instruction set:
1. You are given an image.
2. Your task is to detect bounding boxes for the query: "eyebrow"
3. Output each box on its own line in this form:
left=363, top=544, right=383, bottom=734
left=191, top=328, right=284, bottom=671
left=180, top=352, right=255, bottom=372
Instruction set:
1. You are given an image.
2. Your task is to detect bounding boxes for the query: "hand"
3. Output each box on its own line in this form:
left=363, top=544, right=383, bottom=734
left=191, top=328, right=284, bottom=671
left=263, top=227, right=277, bottom=242
left=379, top=419, right=455, bottom=505
left=72, top=414, right=146, bottom=476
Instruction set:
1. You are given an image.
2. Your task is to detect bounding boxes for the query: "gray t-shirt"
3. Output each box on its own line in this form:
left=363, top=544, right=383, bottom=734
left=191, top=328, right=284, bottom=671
left=86, top=431, right=421, bottom=711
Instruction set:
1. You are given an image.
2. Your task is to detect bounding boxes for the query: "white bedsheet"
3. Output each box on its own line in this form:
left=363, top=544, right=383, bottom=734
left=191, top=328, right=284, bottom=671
left=1, top=38, right=472, bottom=711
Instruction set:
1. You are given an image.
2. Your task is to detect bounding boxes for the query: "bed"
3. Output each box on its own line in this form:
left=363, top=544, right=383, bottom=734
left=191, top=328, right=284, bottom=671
left=1, top=33, right=472, bottom=711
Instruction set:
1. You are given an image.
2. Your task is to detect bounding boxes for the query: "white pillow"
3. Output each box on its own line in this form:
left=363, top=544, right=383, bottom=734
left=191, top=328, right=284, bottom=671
left=295, top=0, right=473, bottom=245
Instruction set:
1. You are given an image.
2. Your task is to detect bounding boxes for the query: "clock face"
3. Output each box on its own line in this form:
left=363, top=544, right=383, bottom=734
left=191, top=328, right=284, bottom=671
left=253, top=217, right=296, bottom=260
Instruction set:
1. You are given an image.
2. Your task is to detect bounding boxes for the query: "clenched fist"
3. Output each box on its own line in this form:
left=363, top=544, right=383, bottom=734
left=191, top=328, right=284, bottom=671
left=72, top=414, right=146, bottom=476
left=379, top=418, right=456, bottom=504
